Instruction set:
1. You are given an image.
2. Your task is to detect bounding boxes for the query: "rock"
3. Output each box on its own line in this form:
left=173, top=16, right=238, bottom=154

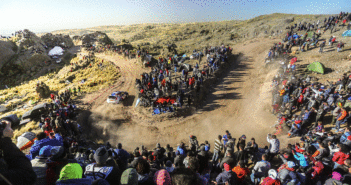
left=30, top=66, right=36, bottom=72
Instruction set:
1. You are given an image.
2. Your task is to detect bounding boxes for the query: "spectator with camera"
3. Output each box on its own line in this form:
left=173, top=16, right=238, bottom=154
left=0, top=121, right=37, bottom=185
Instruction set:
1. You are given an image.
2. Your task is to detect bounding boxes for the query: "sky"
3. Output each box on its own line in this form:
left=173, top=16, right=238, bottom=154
left=0, top=0, right=350, bottom=35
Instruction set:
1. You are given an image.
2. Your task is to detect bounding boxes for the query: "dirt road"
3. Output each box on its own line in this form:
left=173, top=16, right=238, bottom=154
left=80, top=39, right=284, bottom=151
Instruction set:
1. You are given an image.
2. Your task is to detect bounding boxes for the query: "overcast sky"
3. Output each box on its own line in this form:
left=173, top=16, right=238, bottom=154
left=1, top=0, right=350, bottom=35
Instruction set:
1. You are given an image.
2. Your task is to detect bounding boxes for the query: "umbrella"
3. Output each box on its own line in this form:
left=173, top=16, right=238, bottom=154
left=17, top=132, right=37, bottom=151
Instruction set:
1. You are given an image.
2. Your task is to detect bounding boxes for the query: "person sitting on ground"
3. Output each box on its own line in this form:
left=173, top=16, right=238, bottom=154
left=46, top=146, right=77, bottom=185
left=251, top=154, right=271, bottom=185
left=136, top=159, right=155, bottom=185
left=120, top=168, right=138, bottom=185
left=28, top=131, right=63, bottom=160
left=260, top=169, right=281, bottom=185
left=233, top=160, right=250, bottom=183
left=214, top=157, right=237, bottom=185
left=31, top=145, right=52, bottom=185
left=0, top=121, right=37, bottom=185
left=55, top=163, right=94, bottom=185
left=171, top=168, right=199, bottom=185
left=153, top=169, right=171, bottom=185
left=85, top=147, right=122, bottom=185
left=115, top=143, right=131, bottom=171
left=188, top=156, right=210, bottom=185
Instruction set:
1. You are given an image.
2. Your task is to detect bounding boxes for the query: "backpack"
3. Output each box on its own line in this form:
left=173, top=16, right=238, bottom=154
left=261, top=177, right=281, bottom=185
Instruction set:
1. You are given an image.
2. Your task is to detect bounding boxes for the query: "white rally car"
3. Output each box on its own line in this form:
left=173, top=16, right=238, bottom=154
left=107, top=91, right=129, bottom=104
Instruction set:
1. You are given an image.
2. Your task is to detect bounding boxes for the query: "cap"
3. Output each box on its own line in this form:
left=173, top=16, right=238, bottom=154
left=94, top=147, right=109, bottom=164
left=39, top=145, right=52, bottom=157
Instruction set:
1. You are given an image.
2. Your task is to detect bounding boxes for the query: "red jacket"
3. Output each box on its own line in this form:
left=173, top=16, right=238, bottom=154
left=260, top=177, right=281, bottom=185
left=332, top=151, right=350, bottom=165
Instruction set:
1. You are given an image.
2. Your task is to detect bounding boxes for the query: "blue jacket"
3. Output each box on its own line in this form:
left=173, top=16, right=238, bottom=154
left=114, top=149, right=130, bottom=162
left=341, top=132, right=351, bottom=143
left=176, top=146, right=186, bottom=157
left=55, top=178, right=92, bottom=185
left=29, top=134, right=63, bottom=160
left=293, top=153, right=308, bottom=167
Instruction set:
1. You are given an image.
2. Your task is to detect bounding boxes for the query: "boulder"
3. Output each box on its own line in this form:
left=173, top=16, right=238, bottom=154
left=0, top=40, right=16, bottom=70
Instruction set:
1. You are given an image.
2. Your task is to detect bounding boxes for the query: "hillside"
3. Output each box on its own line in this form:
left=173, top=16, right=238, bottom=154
left=51, top=13, right=334, bottom=55
left=1, top=12, right=351, bottom=151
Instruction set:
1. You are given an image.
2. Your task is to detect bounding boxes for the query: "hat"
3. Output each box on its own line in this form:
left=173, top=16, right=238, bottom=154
left=51, top=146, right=64, bottom=160
left=287, top=161, right=296, bottom=168
left=268, top=169, right=278, bottom=179
left=39, top=146, right=52, bottom=157
left=121, top=168, right=138, bottom=185
left=154, top=169, right=171, bottom=185
left=59, top=163, right=83, bottom=181
left=94, top=147, right=109, bottom=164
left=332, top=171, right=343, bottom=181
left=165, top=160, right=172, bottom=167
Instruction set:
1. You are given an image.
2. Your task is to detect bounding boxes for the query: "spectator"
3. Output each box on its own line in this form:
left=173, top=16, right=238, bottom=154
left=0, top=121, right=37, bottom=185
left=120, top=168, right=138, bottom=185
left=251, top=154, right=271, bottom=184
left=214, top=157, right=237, bottom=184
left=31, top=145, right=52, bottom=185
left=232, top=160, right=250, bottom=183
left=55, top=163, right=93, bottom=185
left=267, top=134, right=280, bottom=161
left=153, top=169, right=171, bottom=185
left=85, top=147, right=121, bottom=184
left=213, top=135, right=223, bottom=163
left=136, top=159, right=155, bottom=185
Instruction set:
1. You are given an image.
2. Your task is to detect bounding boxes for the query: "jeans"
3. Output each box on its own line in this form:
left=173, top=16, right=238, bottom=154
left=212, top=150, right=220, bottom=163
left=337, top=48, right=342, bottom=52
left=336, top=120, right=343, bottom=131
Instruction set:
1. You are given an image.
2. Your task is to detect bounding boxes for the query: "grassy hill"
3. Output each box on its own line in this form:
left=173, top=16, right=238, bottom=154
left=50, top=13, right=336, bottom=55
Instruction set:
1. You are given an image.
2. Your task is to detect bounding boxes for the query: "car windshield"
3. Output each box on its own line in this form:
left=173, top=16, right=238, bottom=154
left=108, top=96, right=116, bottom=99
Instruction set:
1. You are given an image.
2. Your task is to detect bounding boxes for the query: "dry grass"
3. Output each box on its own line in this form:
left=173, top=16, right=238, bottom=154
left=0, top=55, right=120, bottom=139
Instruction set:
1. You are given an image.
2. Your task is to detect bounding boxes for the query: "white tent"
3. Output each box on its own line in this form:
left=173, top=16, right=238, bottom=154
left=48, top=46, right=64, bottom=56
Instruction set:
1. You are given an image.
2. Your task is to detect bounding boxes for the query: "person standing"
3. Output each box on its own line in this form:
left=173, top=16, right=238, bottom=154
left=266, top=134, right=280, bottom=161
left=213, top=135, right=223, bottom=163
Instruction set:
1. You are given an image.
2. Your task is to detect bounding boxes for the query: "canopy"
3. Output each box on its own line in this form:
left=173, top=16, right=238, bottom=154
left=307, top=62, right=325, bottom=74
left=342, top=30, right=351, bottom=37
left=48, top=46, right=64, bottom=56
left=17, top=132, right=36, bottom=151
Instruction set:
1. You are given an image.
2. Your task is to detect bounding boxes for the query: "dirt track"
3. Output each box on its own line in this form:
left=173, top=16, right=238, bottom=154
left=79, top=38, right=286, bottom=151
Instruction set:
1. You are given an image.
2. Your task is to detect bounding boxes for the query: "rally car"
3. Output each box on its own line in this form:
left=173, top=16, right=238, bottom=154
left=106, top=91, right=129, bottom=104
